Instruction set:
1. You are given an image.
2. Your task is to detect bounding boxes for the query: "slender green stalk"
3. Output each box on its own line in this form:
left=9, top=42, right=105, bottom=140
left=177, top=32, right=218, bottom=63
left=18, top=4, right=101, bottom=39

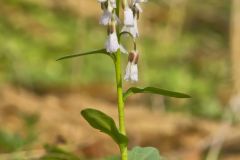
left=115, top=51, right=128, bottom=160
left=115, top=0, right=128, bottom=160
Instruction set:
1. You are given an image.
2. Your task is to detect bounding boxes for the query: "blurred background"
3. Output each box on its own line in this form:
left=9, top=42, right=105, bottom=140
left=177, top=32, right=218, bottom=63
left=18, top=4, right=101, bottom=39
left=0, top=0, right=240, bottom=159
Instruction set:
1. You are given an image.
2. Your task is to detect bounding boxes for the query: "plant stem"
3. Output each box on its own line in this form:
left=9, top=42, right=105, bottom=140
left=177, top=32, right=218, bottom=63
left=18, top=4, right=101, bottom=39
left=115, top=0, right=128, bottom=160
left=115, top=51, right=128, bottom=160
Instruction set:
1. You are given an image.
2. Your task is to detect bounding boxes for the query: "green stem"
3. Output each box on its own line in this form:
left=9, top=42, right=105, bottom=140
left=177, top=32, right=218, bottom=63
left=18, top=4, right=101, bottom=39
left=115, top=0, right=128, bottom=160
left=115, top=51, right=128, bottom=160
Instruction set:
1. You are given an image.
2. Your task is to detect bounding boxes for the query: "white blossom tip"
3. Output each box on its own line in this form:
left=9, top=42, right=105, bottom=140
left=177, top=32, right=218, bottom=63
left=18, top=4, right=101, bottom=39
left=124, top=51, right=139, bottom=82
left=124, top=7, right=134, bottom=26
left=105, top=32, right=119, bottom=53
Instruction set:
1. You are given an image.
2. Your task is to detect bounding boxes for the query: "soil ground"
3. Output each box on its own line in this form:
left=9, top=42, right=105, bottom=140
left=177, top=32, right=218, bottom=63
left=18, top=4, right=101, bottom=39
left=0, top=85, right=240, bottom=160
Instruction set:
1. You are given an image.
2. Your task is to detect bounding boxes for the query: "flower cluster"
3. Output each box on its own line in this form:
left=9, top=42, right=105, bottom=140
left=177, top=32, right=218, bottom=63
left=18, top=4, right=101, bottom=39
left=97, top=0, right=147, bottom=82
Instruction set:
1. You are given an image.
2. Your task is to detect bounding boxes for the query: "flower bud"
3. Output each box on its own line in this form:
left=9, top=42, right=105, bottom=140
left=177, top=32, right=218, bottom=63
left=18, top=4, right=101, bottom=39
left=107, top=20, right=116, bottom=34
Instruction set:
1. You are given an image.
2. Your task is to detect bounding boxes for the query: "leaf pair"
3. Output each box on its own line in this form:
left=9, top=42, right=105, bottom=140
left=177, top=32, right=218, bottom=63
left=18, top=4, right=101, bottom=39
left=81, top=109, right=128, bottom=148
left=57, top=49, right=191, bottom=101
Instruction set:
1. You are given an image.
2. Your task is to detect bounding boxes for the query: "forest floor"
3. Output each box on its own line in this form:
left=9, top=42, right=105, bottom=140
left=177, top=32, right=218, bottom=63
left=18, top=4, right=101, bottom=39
left=0, top=85, right=240, bottom=160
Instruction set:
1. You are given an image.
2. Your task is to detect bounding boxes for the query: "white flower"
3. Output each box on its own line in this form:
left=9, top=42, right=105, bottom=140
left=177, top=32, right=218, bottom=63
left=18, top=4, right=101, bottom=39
left=124, top=62, right=138, bottom=82
left=124, top=51, right=139, bottom=82
left=99, top=10, right=112, bottom=25
left=133, top=17, right=139, bottom=37
left=98, top=0, right=107, bottom=2
left=124, top=62, right=132, bottom=81
left=121, top=16, right=139, bottom=38
left=135, top=3, right=143, bottom=13
left=131, top=63, right=138, bottom=82
left=104, top=15, right=120, bottom=53
left=132, top=0, right=147, bottom=14
left=124, top=7, right=134, bottom=26
left=105, top=32, right=119, bottom=53
left=110, top=0, right=116, bottom=8
left=133, top=0, right=148, bottom=3
left=99, top=0, right=120, bottom=26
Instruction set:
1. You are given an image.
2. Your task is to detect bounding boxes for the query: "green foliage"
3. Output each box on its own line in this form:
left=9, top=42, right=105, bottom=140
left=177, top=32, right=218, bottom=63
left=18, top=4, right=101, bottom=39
left=0, top=113, right=39, bottom=152
left=40, top=145, right=81, bottom=160
left=105, top=155, right=120, bottom=160
left=81, top=108, right=128, bottom=147
left=0, top=130, right=26, bottom=152
left=104, top=147, right=164, bottom=160
left=123, top=87, right=191, bottom=101
left=128, top=147, right=164, bottom=160
left=57, top=49, right=111, bottom=61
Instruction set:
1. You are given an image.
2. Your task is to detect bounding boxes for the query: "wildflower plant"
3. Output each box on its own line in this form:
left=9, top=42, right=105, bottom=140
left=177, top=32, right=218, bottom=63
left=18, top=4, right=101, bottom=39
left=57, top=0, right=190, bottom=160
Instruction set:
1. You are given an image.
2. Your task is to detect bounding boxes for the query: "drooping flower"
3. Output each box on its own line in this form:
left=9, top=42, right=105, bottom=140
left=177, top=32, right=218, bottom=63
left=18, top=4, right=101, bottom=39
left=105, top=21, right=119, bottom=53
left=121, top=0, right=146, bottom=38
left=121, top=15, right=139, bottom=38
left=124, top=50, right=139, bottom=82
left=105, top=32, right=119, bottom=53
left=100, top=10, right=112, bottom=25
left=123, top=7, right=134, bottom=26
left=99, top=0, right=118, bottom=25
left=132, top=0, right=147, bottom=15
left=133, top=17, right=139, bottom=36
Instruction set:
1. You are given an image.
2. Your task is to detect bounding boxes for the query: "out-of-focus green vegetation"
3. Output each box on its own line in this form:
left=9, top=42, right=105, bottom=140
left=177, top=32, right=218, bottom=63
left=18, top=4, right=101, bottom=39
left=0, top=113, right=38, bottom=152
left=40, top=145, right=81, bottom=160
left=0, top=0, right=112, bottom=87
left=0, top=0, right=231, bottom=118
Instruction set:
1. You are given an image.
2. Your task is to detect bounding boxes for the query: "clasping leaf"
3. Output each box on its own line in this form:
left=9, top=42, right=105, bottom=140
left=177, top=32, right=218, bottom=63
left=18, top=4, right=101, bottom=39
left=57, top=49, right=112, bottom=61
left=81, top=108, right=128, bottom=147
left=123, top=87, right=191, bottom=101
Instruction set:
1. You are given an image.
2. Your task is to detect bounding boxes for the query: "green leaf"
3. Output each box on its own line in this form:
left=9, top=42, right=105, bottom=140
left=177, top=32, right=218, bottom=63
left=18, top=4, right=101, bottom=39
left=128, top=147, right=164, bottom=160
left=56, top=49, right=110, bottom=61
left=104, top=147, right=164, bottom=160
left=123, top=87, right=191, bottom=101
left=81, top=108, right=128, bottom=147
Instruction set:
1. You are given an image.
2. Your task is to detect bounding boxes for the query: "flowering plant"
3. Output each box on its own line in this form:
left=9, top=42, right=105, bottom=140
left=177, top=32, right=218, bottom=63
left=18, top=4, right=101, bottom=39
left=58, top=0, right=190, bottom=160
